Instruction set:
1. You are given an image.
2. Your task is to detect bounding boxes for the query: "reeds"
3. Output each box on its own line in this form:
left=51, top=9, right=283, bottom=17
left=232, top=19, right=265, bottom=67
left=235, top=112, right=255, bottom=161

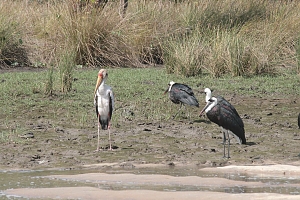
left=59, top=51, right=76, bottom=93
left=45, top=66, right=54, bottom=95
left=2, top=0, right=300, bottom=77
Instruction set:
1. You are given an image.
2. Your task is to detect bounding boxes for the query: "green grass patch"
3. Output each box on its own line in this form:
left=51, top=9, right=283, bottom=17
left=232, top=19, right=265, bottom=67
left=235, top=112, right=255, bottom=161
left=0, top=68, right=300, bottom=143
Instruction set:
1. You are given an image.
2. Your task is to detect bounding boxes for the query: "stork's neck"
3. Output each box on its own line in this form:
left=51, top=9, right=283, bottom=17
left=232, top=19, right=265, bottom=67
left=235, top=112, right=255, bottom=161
left=169, top=81, right=175, bottom=92
left=100, top=80, right=105, bottom=87
left=97, top=79, right=106, bottom=92
left=205, top=97, right=217, bottom=112
left=205, top=90, right=212, bottom=103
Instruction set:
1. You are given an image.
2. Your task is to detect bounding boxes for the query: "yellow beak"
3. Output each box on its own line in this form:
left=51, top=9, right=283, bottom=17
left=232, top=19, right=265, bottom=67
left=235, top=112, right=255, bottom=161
left=94, top=75, right=103, bottom=96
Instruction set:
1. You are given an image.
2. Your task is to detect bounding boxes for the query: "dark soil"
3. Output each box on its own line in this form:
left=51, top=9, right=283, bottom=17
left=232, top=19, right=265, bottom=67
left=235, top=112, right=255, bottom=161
left=0, top=89, right=299, bottom=170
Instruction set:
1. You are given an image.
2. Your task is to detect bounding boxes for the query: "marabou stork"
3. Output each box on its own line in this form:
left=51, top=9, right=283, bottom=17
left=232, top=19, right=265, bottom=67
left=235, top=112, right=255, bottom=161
left=200, top=89, right=246, bottom=158
left=164, top=81, right=199, bottom=119
left=94, top=69, right=114, bottom=151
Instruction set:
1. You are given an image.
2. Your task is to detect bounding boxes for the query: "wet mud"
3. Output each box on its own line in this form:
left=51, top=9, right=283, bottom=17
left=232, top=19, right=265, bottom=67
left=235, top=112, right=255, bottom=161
left=0, top=95, right=299, bottom=170
left=2, top=164, right=300, bottom=199
left=1, top=92, right=300, bottom=199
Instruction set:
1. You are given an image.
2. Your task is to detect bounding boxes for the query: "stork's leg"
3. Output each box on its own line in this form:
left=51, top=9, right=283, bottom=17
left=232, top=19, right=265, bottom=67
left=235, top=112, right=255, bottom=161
left=222, top=127, right=226, bottom=144
left=107, top=122, right=112, bottom=151
left=227, top=130, right=231, bottom=159
left=172, top=103, right=183, bottom=119
left=108, top=128, right=112, bottom=151
left=223, top=131, right=226, bottom=158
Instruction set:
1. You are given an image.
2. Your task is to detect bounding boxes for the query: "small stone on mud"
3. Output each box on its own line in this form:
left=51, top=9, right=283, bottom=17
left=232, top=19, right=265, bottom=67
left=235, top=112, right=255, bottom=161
left=254, top=118, right=261, bottom=122
left=55, top=127, right=65, bottom=133
left=143, top=128, right=151, bottom=131
left=105, top=145, right=119, bottom=150
left=19, top=132, right=34, bottom=139
left=38, top=160, right=49, bottom=164
left=243, top=114, right=250, bottom=119
left=119, top=162, right=135, bottom=169
left=31, top=154, right=41, bottom=161
left=267, top=113, right=273, bottom=116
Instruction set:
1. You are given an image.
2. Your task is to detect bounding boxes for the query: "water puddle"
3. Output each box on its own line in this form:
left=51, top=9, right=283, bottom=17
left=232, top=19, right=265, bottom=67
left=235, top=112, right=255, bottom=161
left=1, top=165, right=300, bottom=199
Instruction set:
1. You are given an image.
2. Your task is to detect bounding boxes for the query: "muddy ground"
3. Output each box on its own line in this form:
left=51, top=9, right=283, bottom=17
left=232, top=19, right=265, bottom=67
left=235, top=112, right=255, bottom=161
left=1, top=68, right=300, bottom=199
left=0, top=91, right=300, bottom=170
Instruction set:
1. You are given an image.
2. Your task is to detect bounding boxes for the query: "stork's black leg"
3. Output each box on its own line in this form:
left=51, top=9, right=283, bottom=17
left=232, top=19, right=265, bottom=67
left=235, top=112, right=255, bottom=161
left=227, top=131, right=231, bottom=159
left=172, top=103, right=183, bottom=119
left=223, top=131, right=226, bottom=158
left=222, top=129, right=230, bottom=159
left=222, top=128, right=226, bottom=144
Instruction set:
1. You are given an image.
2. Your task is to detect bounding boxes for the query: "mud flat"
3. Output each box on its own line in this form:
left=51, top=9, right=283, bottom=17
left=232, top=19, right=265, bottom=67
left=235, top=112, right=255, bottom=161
left=3, top=164, right=300, bottom=200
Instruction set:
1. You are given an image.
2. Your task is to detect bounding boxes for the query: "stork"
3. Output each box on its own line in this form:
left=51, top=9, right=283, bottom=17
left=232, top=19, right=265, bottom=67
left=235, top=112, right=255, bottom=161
left=204, top=88, right=241, bottom=124
left=200, top=91, right=246, bottom=158
left=94, top=69, right=114, bottom=151
left=164, top=81, right=199, bottom=119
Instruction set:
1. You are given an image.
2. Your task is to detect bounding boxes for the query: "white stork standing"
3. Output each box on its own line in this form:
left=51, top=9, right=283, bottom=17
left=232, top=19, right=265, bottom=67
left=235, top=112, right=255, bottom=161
left=200, top=88, right=246, bottom=158
left=94, top=69, right=114, bottom=151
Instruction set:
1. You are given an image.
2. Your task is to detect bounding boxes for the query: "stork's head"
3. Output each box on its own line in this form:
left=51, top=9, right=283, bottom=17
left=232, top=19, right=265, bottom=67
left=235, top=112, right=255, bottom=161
left=164, top=81, right=175, bottom=94
left=199, top=97, right=217, bottom=116
left=94, top=69, right=108, bottom=96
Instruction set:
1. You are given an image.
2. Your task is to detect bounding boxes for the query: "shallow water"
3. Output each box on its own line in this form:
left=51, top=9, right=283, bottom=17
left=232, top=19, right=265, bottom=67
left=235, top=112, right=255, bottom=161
left=1, top=166, right=300, bottom=199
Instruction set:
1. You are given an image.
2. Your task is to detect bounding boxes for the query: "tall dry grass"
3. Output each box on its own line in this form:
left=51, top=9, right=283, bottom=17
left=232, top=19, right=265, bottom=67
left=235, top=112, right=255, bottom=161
left=1, top=0, right=300, bottom=77
left=0, top=1, right=29, bottom=67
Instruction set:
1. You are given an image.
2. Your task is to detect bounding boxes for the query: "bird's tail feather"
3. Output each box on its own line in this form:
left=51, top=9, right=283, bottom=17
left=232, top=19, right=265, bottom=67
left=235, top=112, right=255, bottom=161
left=229, top=130, right=246, bottom=145
left=99, top=118, right=109, bottom=130
left=187, top=96, right=199, bottom=107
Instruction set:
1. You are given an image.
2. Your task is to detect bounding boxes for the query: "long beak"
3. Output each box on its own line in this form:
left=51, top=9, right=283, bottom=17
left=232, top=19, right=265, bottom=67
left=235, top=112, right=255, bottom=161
left=94, top=75, right=103, bottom=96
left=199, top=101, right=211, bottom=116
left=163, top=87, right=169, bottom=95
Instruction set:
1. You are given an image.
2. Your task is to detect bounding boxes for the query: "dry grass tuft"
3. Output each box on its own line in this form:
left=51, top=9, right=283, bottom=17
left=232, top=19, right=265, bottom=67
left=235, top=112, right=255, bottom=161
left=1, top=0, right=300, bottom=77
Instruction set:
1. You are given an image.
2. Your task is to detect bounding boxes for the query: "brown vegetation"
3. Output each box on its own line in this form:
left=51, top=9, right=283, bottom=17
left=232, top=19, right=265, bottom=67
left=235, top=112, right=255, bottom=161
left=1, top=0, right=300, bottom=77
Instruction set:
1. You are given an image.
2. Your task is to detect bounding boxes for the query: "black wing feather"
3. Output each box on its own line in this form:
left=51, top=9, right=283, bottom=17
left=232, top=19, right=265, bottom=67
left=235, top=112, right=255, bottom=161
left=298, top=113, right=300, bottom=129
left=95, top=93, right=113, bottom=130
left=217, top=96, right=244, bottom=127
left=170, top=83, right=199, bottom=107
left=109, top=92, right=113, bottom=121
left=174, top=83, right=194, bottom=95
left=95, top=96, right=99, bottom=118
left=207, top=103, right=246, bottom=144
